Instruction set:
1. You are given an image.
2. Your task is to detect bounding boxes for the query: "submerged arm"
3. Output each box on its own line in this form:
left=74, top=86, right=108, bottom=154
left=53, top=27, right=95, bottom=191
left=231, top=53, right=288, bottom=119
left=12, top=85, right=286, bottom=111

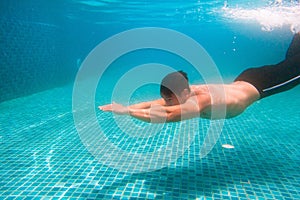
left=99, top=98, right=165, bottom=111
left=99, top=97, right=203, bottom=123
left=127, top=98, right=166, bottom=109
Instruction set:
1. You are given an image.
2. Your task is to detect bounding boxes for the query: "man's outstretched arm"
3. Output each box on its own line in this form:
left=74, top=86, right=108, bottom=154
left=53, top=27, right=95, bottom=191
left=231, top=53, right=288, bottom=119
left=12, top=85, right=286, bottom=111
left=99, top=97, right=202, bottom=123
left=126, top=98, right=166, bottom=109
left=99, top=98, right=165, bottom=112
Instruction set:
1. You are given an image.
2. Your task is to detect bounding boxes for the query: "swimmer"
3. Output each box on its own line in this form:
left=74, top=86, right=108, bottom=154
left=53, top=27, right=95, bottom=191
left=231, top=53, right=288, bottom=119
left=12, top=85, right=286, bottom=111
left=99, top=33, right=300, bottom=123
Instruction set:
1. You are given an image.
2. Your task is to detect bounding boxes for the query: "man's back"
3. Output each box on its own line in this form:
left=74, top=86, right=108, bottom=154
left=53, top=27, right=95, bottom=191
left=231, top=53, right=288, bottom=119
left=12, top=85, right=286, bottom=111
left=191, top=82, right=260, bottom=119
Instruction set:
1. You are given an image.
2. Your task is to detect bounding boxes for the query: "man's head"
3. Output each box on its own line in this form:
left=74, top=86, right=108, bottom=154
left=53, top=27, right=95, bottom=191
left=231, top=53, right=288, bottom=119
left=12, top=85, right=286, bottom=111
left=160, top=71, right=191, bottom=106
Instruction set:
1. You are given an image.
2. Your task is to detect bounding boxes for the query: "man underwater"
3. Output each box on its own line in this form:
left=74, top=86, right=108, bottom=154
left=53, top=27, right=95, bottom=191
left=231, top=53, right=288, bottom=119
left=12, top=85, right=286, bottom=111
left=99, top=33, right=300, bottom=123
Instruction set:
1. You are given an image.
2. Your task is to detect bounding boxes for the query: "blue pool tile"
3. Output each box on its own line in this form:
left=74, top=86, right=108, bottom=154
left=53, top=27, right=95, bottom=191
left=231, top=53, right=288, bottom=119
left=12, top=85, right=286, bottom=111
left=1, top=81, right=300, bottom=200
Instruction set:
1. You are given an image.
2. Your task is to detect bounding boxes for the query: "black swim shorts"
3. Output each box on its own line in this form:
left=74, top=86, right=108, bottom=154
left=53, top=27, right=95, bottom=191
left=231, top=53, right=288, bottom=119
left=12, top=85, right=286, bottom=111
left=234, top=54, right=300, bottom=99
left=235, top=33, right=300, bottom=99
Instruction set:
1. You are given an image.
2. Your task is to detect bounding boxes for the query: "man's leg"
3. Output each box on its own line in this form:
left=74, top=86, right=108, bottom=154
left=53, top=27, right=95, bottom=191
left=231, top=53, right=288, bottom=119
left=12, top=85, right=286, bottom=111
left=235, top=33, right=300, bottom=99
left=286, top=32, right=300, bottom=59
left=235, top=53, right=300, bottom=99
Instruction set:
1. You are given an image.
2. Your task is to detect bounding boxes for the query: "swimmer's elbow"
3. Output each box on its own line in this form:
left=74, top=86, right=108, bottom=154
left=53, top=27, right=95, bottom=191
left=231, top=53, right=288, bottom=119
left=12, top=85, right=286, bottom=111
left=165, top=110, right=182, bottom=122
left=149, top=112, right=179, bottom=123
left=166, top=114, right=179, bottom=122
left=148, top=106, right=188, bottom=123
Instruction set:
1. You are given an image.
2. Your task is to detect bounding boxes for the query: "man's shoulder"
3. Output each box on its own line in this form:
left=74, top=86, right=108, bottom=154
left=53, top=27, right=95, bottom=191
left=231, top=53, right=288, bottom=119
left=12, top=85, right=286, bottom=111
left=190, top=84, right=208, bottom=93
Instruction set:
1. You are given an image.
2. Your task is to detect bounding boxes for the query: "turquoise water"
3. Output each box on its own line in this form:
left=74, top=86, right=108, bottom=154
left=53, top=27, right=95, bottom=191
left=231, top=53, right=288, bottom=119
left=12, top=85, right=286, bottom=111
left=1, top=80, right=299, bottom=199
left=1, top=0, right=300, bottom=199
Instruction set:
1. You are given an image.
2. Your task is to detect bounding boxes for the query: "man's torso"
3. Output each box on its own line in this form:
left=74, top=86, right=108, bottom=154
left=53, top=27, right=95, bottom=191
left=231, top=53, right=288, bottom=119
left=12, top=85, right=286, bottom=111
left=190, top=82, right=260, bottom=119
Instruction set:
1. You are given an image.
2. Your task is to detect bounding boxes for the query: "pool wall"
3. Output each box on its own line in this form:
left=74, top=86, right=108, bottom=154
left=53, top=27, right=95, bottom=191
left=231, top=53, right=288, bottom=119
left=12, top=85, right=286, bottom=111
left=0, top=1, right=78, bottom=103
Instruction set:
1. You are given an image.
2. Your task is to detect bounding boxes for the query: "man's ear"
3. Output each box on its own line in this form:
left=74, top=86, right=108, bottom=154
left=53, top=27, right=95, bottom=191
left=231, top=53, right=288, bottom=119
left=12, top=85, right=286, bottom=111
left=181, top=88, right=190, bottom=99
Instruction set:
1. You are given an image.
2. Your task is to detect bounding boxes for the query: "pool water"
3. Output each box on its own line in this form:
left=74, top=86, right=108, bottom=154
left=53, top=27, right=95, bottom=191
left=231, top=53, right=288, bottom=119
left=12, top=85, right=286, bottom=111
left=1, top=78, right=299, bottom=199
left=1, top=0, right=300, bottom=199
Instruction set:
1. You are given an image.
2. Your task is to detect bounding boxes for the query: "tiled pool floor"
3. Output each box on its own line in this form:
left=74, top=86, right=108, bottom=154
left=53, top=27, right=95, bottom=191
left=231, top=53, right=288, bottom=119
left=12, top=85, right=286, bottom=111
left=0, top=83, right=299, bottom=199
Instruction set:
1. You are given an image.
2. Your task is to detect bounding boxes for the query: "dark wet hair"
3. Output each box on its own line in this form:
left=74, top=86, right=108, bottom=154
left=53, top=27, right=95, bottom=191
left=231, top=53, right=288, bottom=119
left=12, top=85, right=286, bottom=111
left=160, top=70, right=190, bottom=97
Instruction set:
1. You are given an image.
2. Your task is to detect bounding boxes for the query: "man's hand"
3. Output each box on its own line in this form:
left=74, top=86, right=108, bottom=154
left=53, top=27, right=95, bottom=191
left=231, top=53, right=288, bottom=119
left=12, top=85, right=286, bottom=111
left=98, top=102, right=129, bottom=115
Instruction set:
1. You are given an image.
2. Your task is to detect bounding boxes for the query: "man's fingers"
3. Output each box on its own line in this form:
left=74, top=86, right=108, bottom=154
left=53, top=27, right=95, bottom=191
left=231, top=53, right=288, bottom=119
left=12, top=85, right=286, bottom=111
left=98, top=104, right=112, bottom=111
left=98, top=103, right=123, bottom=112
